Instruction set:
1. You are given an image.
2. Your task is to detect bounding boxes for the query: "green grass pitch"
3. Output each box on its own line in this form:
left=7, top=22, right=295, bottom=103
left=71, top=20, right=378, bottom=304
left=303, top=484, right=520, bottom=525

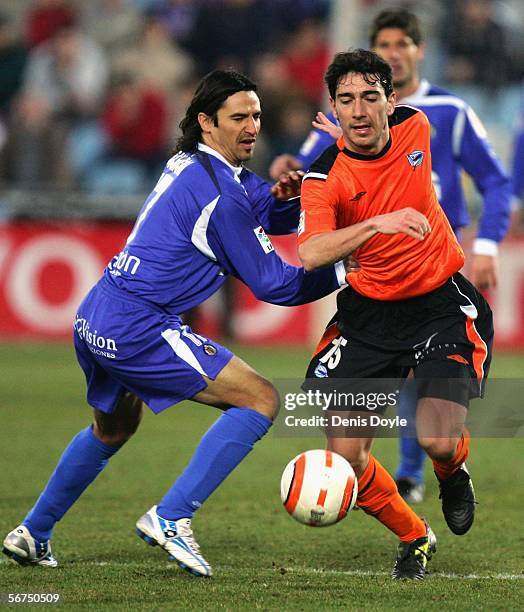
left=0, top=343, right=523, bottom=610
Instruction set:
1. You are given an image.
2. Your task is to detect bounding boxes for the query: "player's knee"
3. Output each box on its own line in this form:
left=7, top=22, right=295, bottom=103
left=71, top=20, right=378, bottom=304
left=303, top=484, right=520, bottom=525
left=93, top=393, right=143, bottom=447
left=351, top=453, right=371, bottom=478
left=249, top=379, right=280, bottom=421
left=418, top=436, right=457, bottom=462
left=341, top=448, right=369, bottom=478
left=93, top=420, right=142, bottom=446
left=93, top=428, right=132, bottom=447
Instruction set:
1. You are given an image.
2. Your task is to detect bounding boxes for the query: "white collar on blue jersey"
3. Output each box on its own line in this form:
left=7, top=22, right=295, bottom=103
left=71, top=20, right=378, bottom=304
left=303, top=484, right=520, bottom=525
left=197, top=143, right=243, bottom=177
left=399, top=79, right=431, bottom=105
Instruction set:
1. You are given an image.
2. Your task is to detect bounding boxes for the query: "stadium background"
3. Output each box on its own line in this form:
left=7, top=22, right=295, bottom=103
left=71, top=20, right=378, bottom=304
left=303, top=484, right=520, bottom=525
left=0, top=0, right=523, bottom=347
left=1, top=1, right=523, bottom=610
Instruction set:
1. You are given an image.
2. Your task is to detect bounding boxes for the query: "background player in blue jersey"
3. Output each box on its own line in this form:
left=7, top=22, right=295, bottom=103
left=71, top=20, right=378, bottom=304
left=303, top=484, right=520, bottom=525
left=3, top=70, right=359, bottom=577
left=270, top=8, right=511, bottom=503
left=511, top=86, right=524, bottom=230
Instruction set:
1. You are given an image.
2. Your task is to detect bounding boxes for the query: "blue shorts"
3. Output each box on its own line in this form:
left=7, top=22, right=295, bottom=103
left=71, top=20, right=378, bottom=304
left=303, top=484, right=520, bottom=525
left=73, top=279, right=233, bottom=414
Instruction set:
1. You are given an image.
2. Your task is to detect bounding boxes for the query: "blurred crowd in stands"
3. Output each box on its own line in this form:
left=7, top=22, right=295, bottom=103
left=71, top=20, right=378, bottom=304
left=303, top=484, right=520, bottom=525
left=0, top=0, right=523, bottom=205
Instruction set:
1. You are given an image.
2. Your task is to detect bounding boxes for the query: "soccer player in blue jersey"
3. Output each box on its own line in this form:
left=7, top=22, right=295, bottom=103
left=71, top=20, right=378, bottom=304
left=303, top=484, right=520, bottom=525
left=3, top=70, right=360, bottom=577
left=511, top=87, right=524, bottom=229
left=270, top=8, right=511, bottom=503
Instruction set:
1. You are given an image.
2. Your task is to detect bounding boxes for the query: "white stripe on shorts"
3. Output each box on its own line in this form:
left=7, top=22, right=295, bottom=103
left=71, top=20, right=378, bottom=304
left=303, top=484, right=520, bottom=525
left=161, top=329, right=208, bottom=377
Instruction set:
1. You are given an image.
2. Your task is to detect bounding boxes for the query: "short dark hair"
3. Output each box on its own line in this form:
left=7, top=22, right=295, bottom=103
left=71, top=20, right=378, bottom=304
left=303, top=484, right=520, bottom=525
left=325, top=49, right=393, bottom=100
left=369, top=8, right=423, bottom=47
left=176, top=69, right=257, bottom=153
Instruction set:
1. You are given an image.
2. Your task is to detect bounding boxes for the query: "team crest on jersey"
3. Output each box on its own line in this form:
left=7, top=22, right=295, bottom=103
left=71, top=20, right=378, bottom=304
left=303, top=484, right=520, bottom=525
left=406, top=150, right=424, bottom=169
left=314, top=362, right=328, bottom=378
left=253, top=226, right=274, bottom=254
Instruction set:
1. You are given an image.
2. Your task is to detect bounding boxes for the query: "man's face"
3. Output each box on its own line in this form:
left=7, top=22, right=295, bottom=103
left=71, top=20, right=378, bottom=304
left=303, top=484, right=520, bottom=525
left=372, top=28, right=424, bottom=91
left=330, top=72, right=395, bottom=155
left=199, top=90, right=261, bottom=166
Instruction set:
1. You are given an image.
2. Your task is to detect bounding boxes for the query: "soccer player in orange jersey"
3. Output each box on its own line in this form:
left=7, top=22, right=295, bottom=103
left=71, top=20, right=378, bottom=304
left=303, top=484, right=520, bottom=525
left=298, top=50, right=493, bottom=580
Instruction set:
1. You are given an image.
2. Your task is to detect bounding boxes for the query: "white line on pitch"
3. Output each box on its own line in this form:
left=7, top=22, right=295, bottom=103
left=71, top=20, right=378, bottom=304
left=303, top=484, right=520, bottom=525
left=72, top=564, right=524, bottom=580
left=2, top=558, right=521, bottom=580
left=293, top=567, right=524, bottom=580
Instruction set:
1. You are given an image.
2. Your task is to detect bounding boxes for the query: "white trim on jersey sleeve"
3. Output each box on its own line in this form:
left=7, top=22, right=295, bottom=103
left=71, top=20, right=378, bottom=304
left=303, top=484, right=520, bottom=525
left=464, top=106, right=488, bottom=140
left=412, top=95, right=467, bottom=111
left=473, top=238, right=498, bottom=256
left=452, top=107, right=466, bottom=158
left=450, top=103, right=487, bottom=157
left=395, top=103, right=421, bottom=113
left=402, top=87, right=490, bottom=159
left=191, top=195, right=220, bottom=261
left=403, top=94, right=475, bottom=159
left=399, top=79, right=431, bottom=104
left=334, top=261, right=348, bottom=287
left=303, top=171, right=328, bottom=181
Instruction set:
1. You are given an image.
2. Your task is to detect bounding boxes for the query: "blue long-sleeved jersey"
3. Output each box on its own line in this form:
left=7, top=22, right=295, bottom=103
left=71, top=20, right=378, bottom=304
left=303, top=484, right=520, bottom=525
left=511, top=87, right=524, bottom=204
left=296, top=79, right=511, bottom=251
left=103, top=143, right=342, bottom=313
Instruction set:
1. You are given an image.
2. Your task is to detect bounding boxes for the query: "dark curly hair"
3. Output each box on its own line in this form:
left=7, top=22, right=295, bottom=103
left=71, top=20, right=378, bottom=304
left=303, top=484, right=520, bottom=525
left=175, top=69, right=257, bottom=153
left=325, top=49, right=393, bottom=101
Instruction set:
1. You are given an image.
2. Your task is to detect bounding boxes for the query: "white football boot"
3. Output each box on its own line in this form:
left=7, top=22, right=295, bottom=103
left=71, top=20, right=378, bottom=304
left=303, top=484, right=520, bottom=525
left=3, top=525, right=58, bottom=567
left=136, top=506, right=212, bottom=577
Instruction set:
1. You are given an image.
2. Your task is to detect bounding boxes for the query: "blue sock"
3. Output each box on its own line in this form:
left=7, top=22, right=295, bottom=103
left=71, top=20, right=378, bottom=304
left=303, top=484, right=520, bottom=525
left=157, top=407, right=272, bottom=520
left=395, top=382, right=426, bottom=485
left=24, top=426, right=120, bottom=542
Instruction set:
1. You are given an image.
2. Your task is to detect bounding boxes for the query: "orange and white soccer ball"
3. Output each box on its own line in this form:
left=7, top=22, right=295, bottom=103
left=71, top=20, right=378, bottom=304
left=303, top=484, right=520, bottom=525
left=280, top=449, right=358, bottom=526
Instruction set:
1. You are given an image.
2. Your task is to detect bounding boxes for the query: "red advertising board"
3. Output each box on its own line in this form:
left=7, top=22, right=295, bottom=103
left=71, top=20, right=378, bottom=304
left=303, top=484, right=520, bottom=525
left=0, top=221, right=312, bottom=343
left=0, top=222, right=125, bottom=338
left=0, top=221, right=523, bottom=347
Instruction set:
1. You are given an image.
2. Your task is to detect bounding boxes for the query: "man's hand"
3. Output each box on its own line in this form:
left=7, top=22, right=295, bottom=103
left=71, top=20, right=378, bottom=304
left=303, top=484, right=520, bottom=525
left=470, top=254, right=498, bottom=290
left=269, top=154, right=303, bottom=181
left=312, top=111, right=343, bottom=140
left=372, top=207, right=431, bottom=240
left=270, top=170, right=305, bottom=200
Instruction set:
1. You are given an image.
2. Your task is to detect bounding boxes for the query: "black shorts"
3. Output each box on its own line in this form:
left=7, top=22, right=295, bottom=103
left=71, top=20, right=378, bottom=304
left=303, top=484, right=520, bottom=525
left=305, top=273, right=493, bottom=410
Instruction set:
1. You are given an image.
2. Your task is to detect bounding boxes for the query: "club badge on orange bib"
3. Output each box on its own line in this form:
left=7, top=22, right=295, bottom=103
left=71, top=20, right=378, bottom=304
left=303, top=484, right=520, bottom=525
left=406, top=150, right=424, bottom=169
